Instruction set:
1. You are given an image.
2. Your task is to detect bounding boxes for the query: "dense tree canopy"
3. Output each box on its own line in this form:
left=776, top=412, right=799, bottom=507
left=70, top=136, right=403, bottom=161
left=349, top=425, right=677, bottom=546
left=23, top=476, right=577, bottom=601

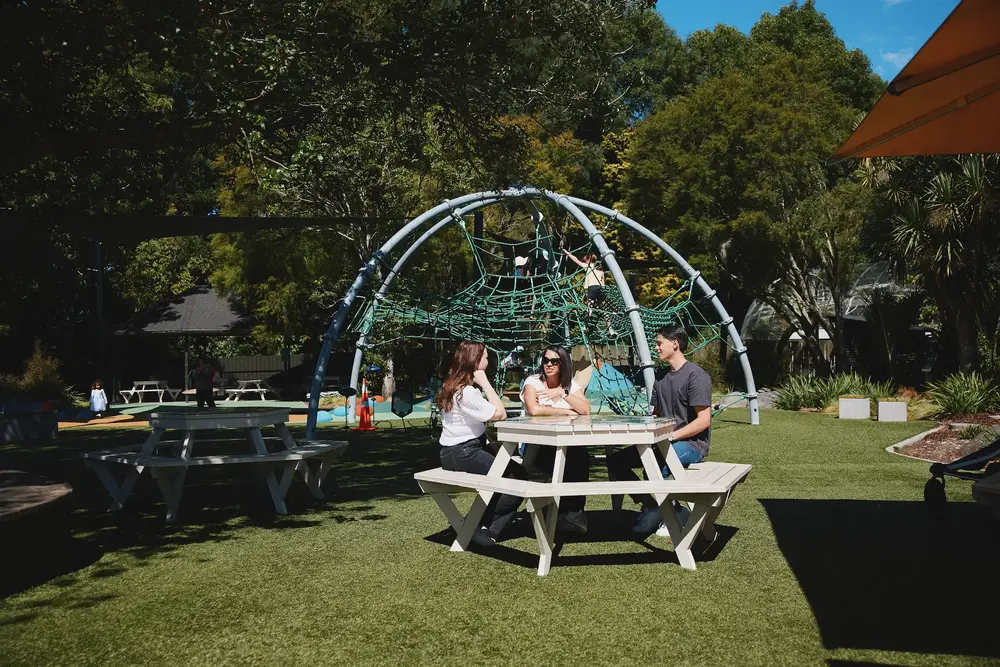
left=13, top=0, right=990, bottom=391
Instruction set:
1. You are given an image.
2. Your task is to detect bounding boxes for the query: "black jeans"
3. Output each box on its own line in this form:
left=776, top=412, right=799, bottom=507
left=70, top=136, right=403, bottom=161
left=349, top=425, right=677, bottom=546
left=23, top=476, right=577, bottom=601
left=196, top=387, right=216, bottom=409
left=440, top=435, right=526, bottom=538
left=531, top=446, right=589, bottom=513
left=608, top=444, right=666, bottom=508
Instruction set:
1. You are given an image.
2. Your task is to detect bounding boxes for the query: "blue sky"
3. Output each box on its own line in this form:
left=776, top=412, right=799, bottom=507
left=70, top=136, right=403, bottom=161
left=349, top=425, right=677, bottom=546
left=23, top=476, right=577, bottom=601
left=657, top=0, right=961, bottom=80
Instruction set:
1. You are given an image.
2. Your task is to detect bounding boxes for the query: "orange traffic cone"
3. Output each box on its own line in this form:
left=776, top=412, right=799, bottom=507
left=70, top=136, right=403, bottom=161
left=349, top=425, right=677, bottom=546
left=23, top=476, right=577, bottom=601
left=355, top=378, right=376, bottom=431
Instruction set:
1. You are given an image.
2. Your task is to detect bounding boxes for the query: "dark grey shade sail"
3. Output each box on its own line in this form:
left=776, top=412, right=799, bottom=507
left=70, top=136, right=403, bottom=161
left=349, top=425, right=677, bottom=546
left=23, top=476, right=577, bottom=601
left=116, top=285, right=253, bottom=336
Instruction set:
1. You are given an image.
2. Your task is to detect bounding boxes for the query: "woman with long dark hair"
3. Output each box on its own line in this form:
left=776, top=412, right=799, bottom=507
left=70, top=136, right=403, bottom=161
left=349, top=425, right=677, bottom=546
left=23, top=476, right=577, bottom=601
left=519, top=345, right=591, bottom=534
left=436, top=341, right=524, bottom=547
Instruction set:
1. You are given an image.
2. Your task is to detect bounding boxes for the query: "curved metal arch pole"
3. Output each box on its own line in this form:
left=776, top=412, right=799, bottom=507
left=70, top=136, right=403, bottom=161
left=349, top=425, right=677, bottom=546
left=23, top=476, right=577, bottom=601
left=530, top=190, right=658, bottom=401
left=566, top=196, right=760, bottom=425
left=306, top=190, right=507, bottom=439
left=344, top=197, right=504, bottom=423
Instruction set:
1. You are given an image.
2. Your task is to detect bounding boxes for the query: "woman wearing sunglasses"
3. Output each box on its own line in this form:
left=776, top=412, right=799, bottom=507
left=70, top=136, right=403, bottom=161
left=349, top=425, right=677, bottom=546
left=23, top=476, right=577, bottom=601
left=520, top=345, right=591, bottom=533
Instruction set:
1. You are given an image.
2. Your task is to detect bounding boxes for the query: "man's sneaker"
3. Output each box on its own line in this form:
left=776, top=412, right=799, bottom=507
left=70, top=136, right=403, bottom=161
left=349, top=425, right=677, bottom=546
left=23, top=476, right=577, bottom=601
left=631, top=506, right=663, bottom=535
left=655, top=505, right=691, bottom=539
left=557, top=510, right=588, bottom=534
left=469, top=527, right=497, bottom=548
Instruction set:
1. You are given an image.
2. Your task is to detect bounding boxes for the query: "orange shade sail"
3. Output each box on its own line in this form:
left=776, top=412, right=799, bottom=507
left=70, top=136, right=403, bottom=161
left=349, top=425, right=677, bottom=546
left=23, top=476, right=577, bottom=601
left=829, top=0, right=1000, bottom=164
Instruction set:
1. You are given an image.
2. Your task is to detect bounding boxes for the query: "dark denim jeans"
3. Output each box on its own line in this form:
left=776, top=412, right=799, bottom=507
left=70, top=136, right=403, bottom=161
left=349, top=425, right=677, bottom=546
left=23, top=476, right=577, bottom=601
left=440, top=435, right=526, bottom=538
left=608, top=440, right=704, bottom=508
left=530, top=446, right=590, bottom=513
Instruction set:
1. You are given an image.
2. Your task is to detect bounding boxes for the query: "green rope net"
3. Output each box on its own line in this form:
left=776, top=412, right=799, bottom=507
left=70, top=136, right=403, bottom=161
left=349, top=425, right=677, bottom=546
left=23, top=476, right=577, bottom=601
left=347, top=209, right=742, bottom=415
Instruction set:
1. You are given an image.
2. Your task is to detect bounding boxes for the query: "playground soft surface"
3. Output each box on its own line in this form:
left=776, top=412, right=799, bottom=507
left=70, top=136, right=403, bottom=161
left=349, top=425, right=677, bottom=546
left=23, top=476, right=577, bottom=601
left=2, top=411, right=998, bottom=666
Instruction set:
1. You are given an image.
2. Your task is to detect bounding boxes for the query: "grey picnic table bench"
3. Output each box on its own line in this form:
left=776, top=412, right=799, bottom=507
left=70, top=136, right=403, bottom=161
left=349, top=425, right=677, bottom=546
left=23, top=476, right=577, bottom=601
left=119, top=380, right=182, bottom=403
left=224, top=378, right=283, bottom=401
left=82, top=408, right=346, bottom=522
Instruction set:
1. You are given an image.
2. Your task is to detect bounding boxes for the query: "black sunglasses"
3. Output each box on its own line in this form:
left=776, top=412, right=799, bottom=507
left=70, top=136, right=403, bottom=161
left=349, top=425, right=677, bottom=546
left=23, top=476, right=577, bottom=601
left=542, top=357, right=562, bottom=366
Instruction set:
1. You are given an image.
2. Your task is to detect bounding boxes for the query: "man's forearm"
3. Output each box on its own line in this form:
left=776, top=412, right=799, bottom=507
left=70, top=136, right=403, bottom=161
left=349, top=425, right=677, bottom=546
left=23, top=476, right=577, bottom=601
left=670, top=413, right=711, bottom=441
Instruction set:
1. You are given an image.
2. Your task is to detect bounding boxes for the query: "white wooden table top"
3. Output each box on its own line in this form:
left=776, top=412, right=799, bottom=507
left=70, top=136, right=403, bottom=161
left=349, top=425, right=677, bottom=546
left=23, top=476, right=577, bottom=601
left=236, top=379, right=271, bottom=388
left=133, top=380, right=169, bottom=388
left=495, top=414, right=676, bottom=446
left=148, top=407, right=290, bottom=430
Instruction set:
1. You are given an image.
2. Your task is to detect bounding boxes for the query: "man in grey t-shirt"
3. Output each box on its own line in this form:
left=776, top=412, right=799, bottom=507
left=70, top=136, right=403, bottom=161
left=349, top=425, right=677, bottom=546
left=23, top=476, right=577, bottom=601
left=608, top=325, right=713, bottom=535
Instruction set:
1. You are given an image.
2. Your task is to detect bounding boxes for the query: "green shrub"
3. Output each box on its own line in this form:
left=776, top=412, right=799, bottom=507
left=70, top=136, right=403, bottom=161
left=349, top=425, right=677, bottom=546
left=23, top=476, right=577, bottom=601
left=0, top=374, right=20, bottom=397
left=865, top=378, right=898, bottom=400
left=775, top=371, right=899, bottom=411
left=0, top=342, right=83, bottom=407
left=906, top=395, right=941, bottom=421
left=774, top=374, right=831, bottom=410
left=927, top=372, right=1000, bottom=416
left=958, top=424, right=988, bottom=440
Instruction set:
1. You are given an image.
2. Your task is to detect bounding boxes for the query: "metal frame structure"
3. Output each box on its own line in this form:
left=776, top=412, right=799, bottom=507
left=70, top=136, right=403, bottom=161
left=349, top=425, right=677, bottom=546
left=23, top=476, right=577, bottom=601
left=305, top=187, right=759, bottom=438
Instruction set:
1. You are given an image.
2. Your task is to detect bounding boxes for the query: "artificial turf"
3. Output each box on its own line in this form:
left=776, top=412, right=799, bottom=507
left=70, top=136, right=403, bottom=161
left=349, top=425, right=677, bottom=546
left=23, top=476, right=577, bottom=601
left=1, top=410, right=998, bottom=666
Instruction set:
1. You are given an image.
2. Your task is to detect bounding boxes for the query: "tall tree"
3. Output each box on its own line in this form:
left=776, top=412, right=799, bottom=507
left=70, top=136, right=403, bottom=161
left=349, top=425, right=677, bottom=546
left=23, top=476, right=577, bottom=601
left=861, top=155, right=1000, bottom=372
left=625, top=53, right=857, bottom=368
left=748, top=0, right=883, bottom=111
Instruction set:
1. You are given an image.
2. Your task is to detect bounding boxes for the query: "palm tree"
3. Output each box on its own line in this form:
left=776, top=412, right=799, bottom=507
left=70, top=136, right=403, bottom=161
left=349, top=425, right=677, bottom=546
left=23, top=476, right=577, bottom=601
left=863, top=155, right=1000, bottom=372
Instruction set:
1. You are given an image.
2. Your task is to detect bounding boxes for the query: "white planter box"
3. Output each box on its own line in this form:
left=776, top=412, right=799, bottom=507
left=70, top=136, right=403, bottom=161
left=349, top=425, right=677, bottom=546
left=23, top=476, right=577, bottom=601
left=839, top=397, right=870, bottom=420
left=878, top=401, right=908, bottom=422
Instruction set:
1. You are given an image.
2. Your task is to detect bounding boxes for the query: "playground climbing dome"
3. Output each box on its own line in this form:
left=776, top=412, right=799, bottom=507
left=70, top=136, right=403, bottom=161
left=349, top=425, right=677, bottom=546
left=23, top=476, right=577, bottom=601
left=305, top=187, right=759, bottom=438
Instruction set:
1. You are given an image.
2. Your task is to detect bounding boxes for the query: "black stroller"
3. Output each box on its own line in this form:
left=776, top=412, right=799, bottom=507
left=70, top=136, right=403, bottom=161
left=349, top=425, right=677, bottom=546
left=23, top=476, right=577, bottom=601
left=925, top=436, right=1000, bottom=521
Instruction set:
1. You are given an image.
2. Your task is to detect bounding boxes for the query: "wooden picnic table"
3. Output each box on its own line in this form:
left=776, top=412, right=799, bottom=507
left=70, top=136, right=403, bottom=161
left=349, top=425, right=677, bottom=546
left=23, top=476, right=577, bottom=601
left=224, top=378, right=282, bottom=401
left=119, top=380, right=181, bottom=403
left=82, top=408, right=345, bottom=522
left=416, top=414, right=751, bottom=575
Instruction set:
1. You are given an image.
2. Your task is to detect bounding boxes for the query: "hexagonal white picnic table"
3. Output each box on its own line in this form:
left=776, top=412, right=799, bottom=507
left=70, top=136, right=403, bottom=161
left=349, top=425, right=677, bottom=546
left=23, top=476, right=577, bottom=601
left=416, top=414, right=751, bottom=575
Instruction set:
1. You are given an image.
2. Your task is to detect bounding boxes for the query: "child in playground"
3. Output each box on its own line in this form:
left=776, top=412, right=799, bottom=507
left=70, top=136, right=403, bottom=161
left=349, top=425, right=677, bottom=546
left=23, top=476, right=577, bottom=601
left=520, top=345, right=592, bottom=534
left=436, top=340, right=526, bottom=547
left=563, top=248, right=604, bottom=306
left=563, top=248, right=615, bottom=335
left=608, top=325, right=712, bottom=536
left=89, top=379, right=108, bottom=418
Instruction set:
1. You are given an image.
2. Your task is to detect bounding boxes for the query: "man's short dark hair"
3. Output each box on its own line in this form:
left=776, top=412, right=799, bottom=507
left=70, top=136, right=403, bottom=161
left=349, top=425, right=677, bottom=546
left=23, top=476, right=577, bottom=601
left=657, top=325, right=689, bottom=353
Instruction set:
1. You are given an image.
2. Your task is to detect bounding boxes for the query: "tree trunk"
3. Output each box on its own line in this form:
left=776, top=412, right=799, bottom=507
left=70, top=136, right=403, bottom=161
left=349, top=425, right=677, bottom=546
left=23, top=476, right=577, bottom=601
left=955, top=308, right=981, bottom=372
left=833, top=298, right=846, bottom=374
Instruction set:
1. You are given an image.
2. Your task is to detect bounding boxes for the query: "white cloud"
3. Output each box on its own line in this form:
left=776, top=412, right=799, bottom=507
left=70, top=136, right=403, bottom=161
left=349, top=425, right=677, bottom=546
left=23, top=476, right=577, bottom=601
left=880, top=48, right=914, bottom=69
left=884, top=0, right=909, bottom=5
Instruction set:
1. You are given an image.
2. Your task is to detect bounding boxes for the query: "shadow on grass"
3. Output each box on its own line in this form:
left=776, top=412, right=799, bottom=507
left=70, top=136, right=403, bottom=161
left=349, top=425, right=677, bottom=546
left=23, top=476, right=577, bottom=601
left=423, top=509, right=738, bottom=571
left=0, top=424, right=438, bottom=598
left=762, top=498, right=1000, bottom=659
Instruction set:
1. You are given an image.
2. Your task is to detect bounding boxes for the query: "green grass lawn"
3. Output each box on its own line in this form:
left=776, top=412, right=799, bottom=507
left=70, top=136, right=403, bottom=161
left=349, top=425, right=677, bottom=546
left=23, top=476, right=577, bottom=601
left=2, top=411, right=999, bottom=666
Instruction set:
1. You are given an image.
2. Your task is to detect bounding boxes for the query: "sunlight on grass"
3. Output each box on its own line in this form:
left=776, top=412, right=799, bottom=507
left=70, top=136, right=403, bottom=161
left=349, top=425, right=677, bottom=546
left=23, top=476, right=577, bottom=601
left=2, top=411, right=998, bottom=666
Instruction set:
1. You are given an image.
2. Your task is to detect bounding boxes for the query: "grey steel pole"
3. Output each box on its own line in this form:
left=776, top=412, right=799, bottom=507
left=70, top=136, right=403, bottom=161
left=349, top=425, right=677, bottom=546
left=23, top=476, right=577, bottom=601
left=567, top=196, right=760, bottom=425
left=305, top=191, right=505, bottom=438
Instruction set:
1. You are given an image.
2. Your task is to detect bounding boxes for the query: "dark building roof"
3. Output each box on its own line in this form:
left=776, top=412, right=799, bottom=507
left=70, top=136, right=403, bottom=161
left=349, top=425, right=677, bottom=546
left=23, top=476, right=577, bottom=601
left=116, top=285, right=254, bottom=336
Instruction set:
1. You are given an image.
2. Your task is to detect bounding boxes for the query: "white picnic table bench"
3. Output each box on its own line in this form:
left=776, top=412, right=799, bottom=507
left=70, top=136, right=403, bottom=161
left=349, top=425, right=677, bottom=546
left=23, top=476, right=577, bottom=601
left=224, top=378, right=282, bottom=401
left=82, top=408, right=346, bottom=522
left=415, top=414, right=751, bottom=576
left=119, top=380, right=181, bottom=403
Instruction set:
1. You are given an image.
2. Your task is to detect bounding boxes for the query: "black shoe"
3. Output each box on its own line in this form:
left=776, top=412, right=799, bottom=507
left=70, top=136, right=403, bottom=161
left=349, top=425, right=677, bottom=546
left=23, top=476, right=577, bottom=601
left=557, top=510, right=588, bottom=534
left=469, top=527, right=497, bottom=548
